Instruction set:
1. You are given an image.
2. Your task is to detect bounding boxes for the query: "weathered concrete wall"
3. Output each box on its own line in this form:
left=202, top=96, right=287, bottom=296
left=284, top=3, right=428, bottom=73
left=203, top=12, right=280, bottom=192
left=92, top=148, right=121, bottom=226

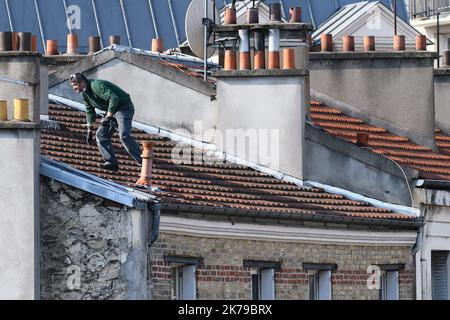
left=0, top=128, right=40, bottom=300
left=40, top=177, right=150, bottom=300
left=434, top=69, right=450, bottom=133
left=213, top=70, right=308, bottom=179
left=305, top=124, right=418, bottom=206
left=310, top=52, right=437, bottom=150
left=48, top=54, right=218, bottom=139
left=151, top=228, right=415, bottom=300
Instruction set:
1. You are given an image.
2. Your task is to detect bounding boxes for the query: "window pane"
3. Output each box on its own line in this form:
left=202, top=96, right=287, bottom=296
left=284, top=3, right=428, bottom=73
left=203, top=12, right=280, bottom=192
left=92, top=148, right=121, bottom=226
left=260, top=269, right=275, bottom=300
left=182, top=264, right=197, bottom=300
left=386, top=271, right=399, bottom=300
left=318, top=270, right=332, bottom=300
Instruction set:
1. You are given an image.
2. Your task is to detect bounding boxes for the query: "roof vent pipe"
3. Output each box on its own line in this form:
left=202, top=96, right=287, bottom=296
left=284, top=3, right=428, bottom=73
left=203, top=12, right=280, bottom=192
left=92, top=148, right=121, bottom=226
left=443, top=50, right=450, bottom=68
left=136, top=142, right=155, bottom=187
left=89, top=36, right=101, bottom=54
left=416, top=35, right=427, bottom=51
left=18, top=32, right=32, bottom=51
left=0, top=32, right=13, bottom=51
left=356, top=133, right=370, bottom=147
left=290, top=7, right=302, bottom=22
left=342, top=36, right=355, bottom=52
left=393, top=35, right=405, bottom=51
left=109, top=35, right=121, bottom=46
left=363, top=36, right=375, bottom=52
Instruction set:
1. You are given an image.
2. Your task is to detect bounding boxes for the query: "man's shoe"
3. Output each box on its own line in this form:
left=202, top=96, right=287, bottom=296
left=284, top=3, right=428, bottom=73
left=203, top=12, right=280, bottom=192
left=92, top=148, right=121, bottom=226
left=98, top=162, right=119, bottom=172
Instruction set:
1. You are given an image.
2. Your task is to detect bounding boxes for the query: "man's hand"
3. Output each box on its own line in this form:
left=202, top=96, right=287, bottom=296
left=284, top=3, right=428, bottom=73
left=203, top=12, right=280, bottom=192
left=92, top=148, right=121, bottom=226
left=101, top=116, right=119, bottom=136
left=86, top=124, right=95, bottom=146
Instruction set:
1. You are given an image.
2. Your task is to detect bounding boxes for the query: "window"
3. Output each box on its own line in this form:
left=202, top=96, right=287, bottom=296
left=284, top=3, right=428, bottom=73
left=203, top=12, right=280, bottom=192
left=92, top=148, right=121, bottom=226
left=244, top=260, right=280, bottom=300
left=431, top=251, right=450, bottom=300
left=303, top=263, right=336, bottom=300
left=165, top=256, right=202, bottom=300
left=380, top=271, right=399, bottom=300
left=378, top=264, right=403, bottom=300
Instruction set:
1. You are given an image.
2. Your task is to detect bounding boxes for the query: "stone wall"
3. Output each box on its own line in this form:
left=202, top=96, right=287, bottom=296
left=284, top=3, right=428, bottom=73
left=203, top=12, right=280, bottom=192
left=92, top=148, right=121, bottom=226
left=150, top=232, right=415, bottom=300
left=40, top=177, right=149, bottom=300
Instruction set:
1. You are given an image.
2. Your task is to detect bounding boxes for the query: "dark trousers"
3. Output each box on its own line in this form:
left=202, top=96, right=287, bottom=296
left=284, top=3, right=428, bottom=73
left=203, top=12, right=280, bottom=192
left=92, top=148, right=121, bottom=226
left=96, top=102, right=142, bottom=165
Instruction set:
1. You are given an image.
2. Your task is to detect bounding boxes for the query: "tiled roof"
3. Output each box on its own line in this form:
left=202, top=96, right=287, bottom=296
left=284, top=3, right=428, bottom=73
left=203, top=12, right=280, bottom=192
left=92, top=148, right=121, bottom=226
left=310, top=101, right=450, bottom=181
left=40, top=103, right=414, bottom=222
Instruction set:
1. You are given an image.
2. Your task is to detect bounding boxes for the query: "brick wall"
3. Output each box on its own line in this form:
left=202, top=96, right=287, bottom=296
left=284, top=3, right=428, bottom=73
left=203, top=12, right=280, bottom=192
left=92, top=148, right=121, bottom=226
left=150, top=232, right=415, bottom=300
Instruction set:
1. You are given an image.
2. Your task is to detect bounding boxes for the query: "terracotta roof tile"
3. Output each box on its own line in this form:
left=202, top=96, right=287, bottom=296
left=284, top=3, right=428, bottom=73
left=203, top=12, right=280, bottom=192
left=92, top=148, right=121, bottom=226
left=311, top=101, right=450, bottom=181
left=40, top=103, right=414, bottom=222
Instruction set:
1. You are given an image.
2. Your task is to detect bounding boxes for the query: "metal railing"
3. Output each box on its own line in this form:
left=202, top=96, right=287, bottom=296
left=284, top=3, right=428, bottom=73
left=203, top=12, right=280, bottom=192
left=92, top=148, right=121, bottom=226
left=410, top=0, right=450, bottom=18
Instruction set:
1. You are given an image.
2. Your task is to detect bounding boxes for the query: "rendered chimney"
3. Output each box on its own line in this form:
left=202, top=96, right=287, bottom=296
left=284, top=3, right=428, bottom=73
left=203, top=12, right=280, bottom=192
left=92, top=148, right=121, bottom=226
left=393, top=35, right=406, bottom=51
left=363, top=36, right=375, bottom=52
left=109, top=35, right=121, bottom=46
left=151, top=38, right=164, bottom=53
left=46, top=40, right=59, bottom=55
left=66, top=34, right=79, bottom=54
left=342, top=36, right=355, bottom=52
left=0, top=32, right=12, bottom=51
left=321, top=34, right=333, bottom=52
left=416, top=35, right=427, bottom=51
left=136, top=142, right=155, bottom=186
left=290, top=7, right=302, bottom=22
left=89, top=36, right=101, bottom=54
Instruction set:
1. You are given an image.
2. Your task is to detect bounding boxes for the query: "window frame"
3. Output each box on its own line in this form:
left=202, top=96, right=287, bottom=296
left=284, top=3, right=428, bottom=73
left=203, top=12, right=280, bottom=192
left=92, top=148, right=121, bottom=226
left=304, top=263, right=337, bottom=300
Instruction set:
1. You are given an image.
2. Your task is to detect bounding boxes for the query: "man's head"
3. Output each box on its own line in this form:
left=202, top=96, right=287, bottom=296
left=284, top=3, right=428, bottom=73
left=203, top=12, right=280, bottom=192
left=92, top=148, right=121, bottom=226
left=69, top=73, right=88, bottom=93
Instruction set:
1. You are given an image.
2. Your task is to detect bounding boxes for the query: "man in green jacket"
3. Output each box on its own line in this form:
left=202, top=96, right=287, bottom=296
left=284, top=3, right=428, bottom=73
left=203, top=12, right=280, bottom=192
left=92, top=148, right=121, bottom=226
left=69, top=73, right=142, bottom=171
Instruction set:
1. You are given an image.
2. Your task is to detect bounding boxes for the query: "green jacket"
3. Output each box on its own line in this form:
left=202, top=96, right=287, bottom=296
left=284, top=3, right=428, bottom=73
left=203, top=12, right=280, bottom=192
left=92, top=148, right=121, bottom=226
left=82, top=79, right=132, bottom=124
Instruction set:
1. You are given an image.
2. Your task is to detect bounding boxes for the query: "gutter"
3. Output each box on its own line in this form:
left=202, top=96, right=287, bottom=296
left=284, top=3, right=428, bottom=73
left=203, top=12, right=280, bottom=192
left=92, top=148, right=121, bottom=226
left=415, top=179, right=450, bottom=190
left=161, top=203, right=423, bottom=229
left=40, top=156, right=156, bottom=209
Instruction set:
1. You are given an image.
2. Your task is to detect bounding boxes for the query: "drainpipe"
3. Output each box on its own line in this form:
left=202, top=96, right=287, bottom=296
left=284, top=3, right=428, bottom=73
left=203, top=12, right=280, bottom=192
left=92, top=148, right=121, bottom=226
left=149, top=203, right=161, bottom=245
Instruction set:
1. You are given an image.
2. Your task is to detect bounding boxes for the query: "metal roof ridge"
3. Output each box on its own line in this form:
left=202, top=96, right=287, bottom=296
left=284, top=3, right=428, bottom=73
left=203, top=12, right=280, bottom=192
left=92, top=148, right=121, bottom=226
left=40, top=155, right=157, bottom=209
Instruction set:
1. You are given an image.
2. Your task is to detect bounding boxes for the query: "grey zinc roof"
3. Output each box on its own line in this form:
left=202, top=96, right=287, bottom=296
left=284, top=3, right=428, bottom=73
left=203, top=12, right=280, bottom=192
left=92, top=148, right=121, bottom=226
left=0, top=0, right=407, bottom=54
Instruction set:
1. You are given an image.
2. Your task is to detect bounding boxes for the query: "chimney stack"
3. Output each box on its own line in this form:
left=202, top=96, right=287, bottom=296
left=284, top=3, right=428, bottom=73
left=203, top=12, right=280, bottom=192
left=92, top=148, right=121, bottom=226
left=66, top=34, right=79, bottom=54
left=136, top=142, right=155, bottom=187
left=0, top=51, right=41, bottom=299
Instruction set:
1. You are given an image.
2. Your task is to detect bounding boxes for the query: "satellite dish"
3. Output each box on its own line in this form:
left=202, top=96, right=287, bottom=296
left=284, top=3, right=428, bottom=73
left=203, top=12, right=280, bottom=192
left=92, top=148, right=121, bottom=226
left=185, top=0, right=220, bottom=59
